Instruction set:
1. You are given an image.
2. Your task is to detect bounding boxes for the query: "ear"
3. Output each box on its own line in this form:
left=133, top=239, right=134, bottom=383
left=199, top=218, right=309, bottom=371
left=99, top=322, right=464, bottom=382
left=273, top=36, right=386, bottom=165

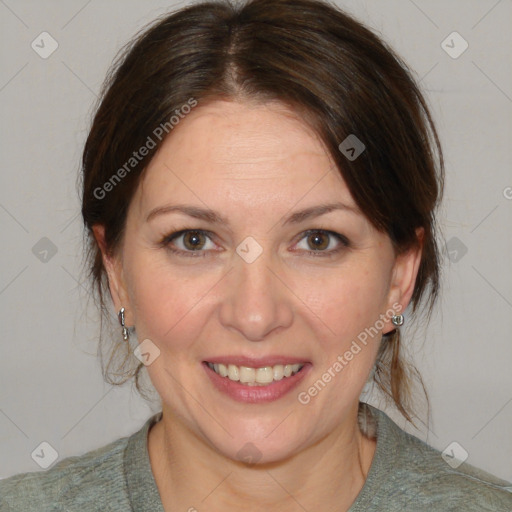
left=92, top=224, right=133, bottom=325
left=382, top=227, right=424, bottom=334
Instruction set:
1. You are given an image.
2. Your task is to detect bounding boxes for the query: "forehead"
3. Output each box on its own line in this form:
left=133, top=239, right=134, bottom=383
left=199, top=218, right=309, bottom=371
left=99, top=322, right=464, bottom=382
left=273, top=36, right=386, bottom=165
left=135, top=100, right=355, bottom=214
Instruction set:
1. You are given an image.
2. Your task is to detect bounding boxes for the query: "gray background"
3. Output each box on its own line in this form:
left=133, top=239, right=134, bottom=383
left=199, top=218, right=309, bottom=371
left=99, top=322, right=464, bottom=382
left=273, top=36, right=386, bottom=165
left=1, top=0, right=511, bottom=482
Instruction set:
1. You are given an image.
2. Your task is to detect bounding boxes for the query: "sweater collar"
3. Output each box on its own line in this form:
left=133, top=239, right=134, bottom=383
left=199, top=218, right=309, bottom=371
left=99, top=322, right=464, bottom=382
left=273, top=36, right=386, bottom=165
left=122, top=403, right=400, bottom=511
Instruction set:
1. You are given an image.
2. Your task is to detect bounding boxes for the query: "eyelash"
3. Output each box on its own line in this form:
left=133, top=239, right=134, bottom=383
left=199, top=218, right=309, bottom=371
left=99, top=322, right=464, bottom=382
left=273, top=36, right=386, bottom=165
left=295, top=229, right=350, bottom=257
left=160, top=228, right=350, bottom=258
left=160, top=229, right=215, bottom=258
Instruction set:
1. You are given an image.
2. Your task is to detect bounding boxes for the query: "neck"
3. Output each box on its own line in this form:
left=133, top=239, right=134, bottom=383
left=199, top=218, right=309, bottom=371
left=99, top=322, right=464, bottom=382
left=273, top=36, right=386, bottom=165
left=148, top=403, right=376, bottom=512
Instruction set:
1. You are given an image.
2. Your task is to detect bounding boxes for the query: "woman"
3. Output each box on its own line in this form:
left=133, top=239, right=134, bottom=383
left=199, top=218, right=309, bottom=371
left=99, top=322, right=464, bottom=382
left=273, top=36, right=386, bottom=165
left=1, top=0, right=510, bottom=510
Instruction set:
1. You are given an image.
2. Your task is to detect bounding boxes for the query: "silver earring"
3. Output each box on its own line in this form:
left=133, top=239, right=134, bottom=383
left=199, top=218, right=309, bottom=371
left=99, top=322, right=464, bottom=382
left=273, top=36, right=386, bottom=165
left=118, top=307, right=129, bottom=341
left=391, top=314, right=404, bottom=327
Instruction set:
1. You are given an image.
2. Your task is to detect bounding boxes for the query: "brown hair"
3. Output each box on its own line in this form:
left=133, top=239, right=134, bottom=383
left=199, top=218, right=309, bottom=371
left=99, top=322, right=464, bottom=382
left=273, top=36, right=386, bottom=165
left=81, top=0, right=444, bottom=423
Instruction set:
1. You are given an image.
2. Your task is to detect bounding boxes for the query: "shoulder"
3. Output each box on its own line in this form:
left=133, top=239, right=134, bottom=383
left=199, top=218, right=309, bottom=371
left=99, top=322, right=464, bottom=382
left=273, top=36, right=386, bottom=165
left=394, top=428, right=512, bottom=510
left=360, top=405, right=512, bottom=511
left=0, top=434, right=130, bottom=512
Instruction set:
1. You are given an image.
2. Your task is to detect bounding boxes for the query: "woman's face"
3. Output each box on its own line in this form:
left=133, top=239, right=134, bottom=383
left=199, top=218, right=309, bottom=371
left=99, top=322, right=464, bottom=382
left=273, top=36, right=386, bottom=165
left=97, top=100, right=420, bottom=463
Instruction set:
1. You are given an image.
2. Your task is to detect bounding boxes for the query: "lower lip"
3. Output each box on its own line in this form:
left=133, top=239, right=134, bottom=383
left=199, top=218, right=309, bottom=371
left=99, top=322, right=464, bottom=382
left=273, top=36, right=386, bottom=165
left=203, top=362, right=311, bottom=403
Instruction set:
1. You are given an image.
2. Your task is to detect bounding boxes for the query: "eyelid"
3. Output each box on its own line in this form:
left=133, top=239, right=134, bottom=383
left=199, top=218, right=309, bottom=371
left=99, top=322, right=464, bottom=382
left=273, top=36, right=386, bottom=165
left=160, top=228, right=219, bottom=255
left=160, top=228, right=350, bottom=257
left=297, top=228, right=349, bottom=245
left=162, top=228, right=214, bottom=244
left=292, top=229, right=350, bottom=254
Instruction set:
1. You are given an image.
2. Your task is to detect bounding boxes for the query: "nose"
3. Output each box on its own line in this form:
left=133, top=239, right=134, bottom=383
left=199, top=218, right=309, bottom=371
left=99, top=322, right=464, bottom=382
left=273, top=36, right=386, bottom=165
left=218, top=251, right=294, bottom=341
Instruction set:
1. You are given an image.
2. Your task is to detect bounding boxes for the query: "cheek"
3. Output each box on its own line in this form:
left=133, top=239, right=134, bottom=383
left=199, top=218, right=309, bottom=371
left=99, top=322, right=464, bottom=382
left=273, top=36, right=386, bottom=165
left=126, top=254, right=221, bottom=347
left=295, top=264, right=389, bottom=407
left=296, top=260, right=390, bottom=341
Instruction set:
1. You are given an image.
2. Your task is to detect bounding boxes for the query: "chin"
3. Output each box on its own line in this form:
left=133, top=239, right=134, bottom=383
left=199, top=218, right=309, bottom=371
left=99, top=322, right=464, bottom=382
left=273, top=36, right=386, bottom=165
left=203, top=419, right=308, bottom=466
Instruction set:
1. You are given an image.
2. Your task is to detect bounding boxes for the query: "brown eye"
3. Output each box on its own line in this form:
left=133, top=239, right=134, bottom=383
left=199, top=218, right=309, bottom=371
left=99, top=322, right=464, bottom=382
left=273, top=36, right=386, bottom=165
left=161, top=229, right=217, bottom=256
left=183, top=231, right=206, bottom=250
left=293, top=229, right=349, bottom=256
left=307, top=231, right=330, bottom=250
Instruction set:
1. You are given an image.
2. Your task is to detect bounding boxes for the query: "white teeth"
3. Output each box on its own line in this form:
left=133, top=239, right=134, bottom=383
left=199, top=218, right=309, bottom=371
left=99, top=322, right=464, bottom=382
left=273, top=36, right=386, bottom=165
left=228, top=364, right=240, bottom=381
left=256, top=367, right=274, bottom=384
left=239, top=366, right=255, bottom=384
left=273, top=364, right=284, bottom=381
left=218, top=364, right=228, bottom=377
left=207, top=362, right=305, bottom=386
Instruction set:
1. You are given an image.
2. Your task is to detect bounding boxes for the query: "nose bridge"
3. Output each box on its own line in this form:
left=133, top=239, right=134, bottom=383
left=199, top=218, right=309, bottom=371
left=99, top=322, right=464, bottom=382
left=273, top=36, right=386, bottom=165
left=219, top=247, right=293, bottom=340
left=236, top=250, right=274, bottom=302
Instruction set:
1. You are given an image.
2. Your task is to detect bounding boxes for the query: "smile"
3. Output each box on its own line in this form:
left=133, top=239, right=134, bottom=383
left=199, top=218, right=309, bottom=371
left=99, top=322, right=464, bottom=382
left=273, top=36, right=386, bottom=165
left=206, top=362, right=305, bottom=386
left=203, top=360, right=311, bottom=403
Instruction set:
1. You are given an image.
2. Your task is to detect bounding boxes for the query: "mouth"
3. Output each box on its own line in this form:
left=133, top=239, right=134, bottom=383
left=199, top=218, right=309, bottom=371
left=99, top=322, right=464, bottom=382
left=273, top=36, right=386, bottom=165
left=202, top=359, right=311, bottom=403
left=205, top=361, right=306, bottom=386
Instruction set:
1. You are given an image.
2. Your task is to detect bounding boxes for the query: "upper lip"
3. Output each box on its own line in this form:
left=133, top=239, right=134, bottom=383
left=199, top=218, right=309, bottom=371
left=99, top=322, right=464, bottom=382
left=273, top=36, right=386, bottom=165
left=204, top=356, right=310, bottom=367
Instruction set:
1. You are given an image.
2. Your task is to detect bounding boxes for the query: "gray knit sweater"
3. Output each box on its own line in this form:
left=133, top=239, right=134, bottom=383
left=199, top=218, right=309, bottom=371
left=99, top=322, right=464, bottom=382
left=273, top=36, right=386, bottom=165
left=1, top=404, right=511, bottom=511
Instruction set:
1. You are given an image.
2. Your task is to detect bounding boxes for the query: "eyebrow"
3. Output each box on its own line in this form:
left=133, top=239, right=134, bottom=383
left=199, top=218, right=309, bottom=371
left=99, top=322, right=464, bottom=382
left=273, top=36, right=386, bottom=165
left=145, top=201, right=360, bottom=225
left=146, top=204, right=227, bottom=224
left=282, top=202, right=360, bottom=225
